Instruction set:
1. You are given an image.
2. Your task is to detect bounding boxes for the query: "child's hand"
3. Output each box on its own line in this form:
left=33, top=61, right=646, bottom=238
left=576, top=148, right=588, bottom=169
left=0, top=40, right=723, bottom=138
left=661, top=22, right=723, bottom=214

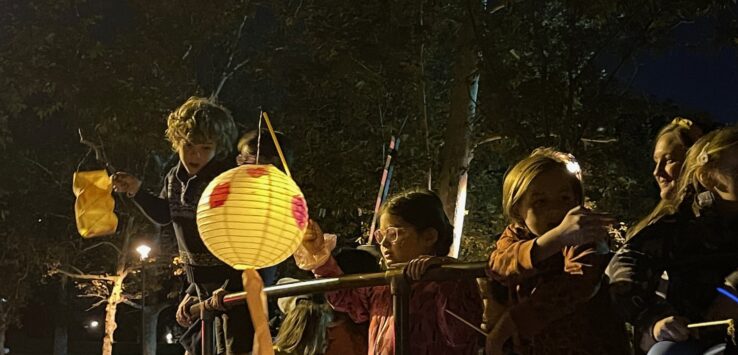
left=110, top=172, right=142, bottom=197
left=301, top=219, right=325, bottom=255
left=203, top=288, right=228, bottom=312
left=175, top=294, right=197, bottom=327
left=652, top=316, right=690, bottom=342
left=405, top=255, right=455, bottom=281
left=552, top=206, right=614, bottom=247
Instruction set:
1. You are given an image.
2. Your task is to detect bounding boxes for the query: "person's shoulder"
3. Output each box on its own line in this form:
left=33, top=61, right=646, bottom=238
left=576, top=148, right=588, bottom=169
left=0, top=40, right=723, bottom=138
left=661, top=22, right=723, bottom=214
left=626, top=212, right=683, bottom=248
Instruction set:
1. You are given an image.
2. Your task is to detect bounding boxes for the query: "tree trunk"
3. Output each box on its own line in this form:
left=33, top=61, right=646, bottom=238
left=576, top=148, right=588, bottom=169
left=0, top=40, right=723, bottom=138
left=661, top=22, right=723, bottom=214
left=437, top=20, right=479, bottom=253
left=0, top=320, right=6, bottom=355
left=142, top=303, right=167, bottom=355
left=53, top=323, right=68, bottom=355
left=53, top=277, right=69, bottom=355
left=102, top=276, right=124, bottom=355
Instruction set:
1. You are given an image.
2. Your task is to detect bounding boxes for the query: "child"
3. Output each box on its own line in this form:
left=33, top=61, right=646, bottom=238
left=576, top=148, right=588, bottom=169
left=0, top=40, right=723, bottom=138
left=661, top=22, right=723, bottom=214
left=273, top=278, right=368, bottom=355
left=486, top=148, right=629, bottom=355
left=294, top=189, right=483, bottom=355
left=111, top=97, right=275, bottom=355
left=236, top=129, right=292, bottom=169
left=608, top=126, right=738, bottom=355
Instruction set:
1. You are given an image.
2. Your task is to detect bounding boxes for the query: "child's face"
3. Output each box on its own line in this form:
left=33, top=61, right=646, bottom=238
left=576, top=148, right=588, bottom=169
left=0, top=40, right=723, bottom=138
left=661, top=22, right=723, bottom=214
left=376, top=213, right=435, bottom=266
left=517, top=168, right=579, bottom=236
left=709, top=145, right=738, bottom=204
left=653, top=132, right=687, bottom=199
left=236, top=145, right=257, bottom=166
left=178, top=141, right=216, bottom=176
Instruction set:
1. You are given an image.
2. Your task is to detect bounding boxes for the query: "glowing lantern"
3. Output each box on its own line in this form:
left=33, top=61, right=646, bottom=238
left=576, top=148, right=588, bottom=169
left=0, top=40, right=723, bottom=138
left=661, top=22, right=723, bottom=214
left=73, top=170, right=118, bottom=238
left=196, top=164, right=308, bottom=269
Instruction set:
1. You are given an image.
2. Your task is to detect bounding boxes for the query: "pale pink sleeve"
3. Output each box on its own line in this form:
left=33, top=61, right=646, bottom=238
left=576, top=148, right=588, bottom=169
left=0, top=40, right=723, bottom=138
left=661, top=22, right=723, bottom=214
left=292, top=233, right=337, bottom=270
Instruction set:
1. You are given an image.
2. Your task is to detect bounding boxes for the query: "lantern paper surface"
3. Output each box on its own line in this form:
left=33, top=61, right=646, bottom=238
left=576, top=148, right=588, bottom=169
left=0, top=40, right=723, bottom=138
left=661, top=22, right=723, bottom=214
left=197, top=164, right=309, bottom=269
left=73, top=170, right=118, bottom=238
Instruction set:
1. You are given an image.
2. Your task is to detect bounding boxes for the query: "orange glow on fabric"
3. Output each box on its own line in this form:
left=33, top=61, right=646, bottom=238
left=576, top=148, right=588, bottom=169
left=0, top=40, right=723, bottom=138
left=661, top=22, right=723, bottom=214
left=73, top=170, right=118, bottom=237
left=242, top=268, right=273, bottom=355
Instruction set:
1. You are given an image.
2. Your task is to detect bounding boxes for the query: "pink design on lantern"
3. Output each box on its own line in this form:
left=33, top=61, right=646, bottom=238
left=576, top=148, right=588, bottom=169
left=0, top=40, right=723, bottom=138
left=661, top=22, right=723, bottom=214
left=291, top=195, right=308, bottom=229
left=247, top=166, right=269, bottom=178
left=209, top=182, right=231, bottom=208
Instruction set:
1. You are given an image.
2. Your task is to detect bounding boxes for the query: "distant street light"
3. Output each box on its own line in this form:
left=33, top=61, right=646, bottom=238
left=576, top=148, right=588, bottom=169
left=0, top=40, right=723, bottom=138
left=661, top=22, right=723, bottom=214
left=136, top=244, right=151, bottom=260
left=89, top=320, right=99, bottom=328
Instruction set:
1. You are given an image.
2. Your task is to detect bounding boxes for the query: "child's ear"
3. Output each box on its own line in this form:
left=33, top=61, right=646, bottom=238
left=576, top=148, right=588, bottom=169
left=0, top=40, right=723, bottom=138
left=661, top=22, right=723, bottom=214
left=697, top=167, right=717, bottom=191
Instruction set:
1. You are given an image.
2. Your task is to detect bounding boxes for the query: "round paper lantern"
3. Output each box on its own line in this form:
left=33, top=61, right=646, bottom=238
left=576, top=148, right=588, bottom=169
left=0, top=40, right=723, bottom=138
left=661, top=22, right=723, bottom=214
left=196, top=164, right=309, bottom=269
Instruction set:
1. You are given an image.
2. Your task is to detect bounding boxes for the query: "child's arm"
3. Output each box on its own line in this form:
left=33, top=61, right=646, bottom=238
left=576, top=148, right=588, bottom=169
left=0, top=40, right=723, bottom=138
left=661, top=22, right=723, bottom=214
left=488, top=207, right=613, bottom=285
left=607, top=227, right=679, bottom=345
left=111, top=171, right=171, bottom=225
left=503, top=244, right=607, bottom=337
left=293, top=220, right=372, bottom=323
left=487, top=227, right=540, bottom=284
left=312, top=257, right=373, bottom=324
left=131, top=186, right=171, bottom=225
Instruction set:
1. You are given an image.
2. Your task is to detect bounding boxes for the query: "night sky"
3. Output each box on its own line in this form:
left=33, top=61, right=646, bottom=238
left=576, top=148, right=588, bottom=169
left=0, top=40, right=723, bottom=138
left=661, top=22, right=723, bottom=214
left=625, top=19, right=738, bottom=123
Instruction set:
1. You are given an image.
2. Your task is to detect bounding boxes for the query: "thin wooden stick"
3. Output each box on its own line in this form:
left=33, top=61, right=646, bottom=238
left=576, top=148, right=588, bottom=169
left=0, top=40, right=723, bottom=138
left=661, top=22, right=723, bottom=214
left=687, top=319, right=734, bottom=329
left=261, top=112, right=291, bottom=178
left=445, top=309, right=487, bottom=336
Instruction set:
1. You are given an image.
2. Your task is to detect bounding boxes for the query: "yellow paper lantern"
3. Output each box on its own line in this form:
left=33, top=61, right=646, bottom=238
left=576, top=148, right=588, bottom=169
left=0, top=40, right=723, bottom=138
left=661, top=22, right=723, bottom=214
left=73, top=170, right=118, bottom=238
left=196, top=164, right=309, bottom=269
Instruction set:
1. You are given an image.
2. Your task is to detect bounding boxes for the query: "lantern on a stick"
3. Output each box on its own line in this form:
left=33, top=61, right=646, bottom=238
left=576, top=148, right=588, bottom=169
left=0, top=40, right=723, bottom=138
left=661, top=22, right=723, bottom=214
left=197, top=112, right=303, bottom=355
left=196, top=164, right=308, bottom=269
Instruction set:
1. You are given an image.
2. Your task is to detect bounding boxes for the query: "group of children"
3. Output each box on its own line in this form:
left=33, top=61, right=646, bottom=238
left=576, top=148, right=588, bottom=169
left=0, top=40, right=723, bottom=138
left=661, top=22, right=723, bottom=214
left=111, top=96, right=738, bottom=355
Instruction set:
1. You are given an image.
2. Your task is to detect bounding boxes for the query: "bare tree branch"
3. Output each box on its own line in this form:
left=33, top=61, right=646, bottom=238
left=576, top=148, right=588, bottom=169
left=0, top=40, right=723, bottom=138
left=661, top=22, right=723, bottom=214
left=54, top=269, right=118, bottom=282
left=121, top=298, right=142, bottom=310
left=81, top=241, right=122, bottom=256
left=85, top=299, right=108, bottom=311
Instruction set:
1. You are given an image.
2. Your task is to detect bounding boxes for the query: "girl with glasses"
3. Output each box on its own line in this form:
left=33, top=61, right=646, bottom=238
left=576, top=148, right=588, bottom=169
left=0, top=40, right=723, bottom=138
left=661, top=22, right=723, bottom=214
left=293, top=189, right=483, bottom=354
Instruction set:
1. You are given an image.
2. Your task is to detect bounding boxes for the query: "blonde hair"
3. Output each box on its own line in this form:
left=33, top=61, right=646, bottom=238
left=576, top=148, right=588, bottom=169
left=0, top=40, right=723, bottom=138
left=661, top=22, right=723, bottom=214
left=629, top=125, right=738, bottom=237
left=274, top=301, right=332, bottom=355
left=655, top=117, right=703, bottom=148
left=164, top=96, right=237, bottom=157
left=626, top=117, right=704, bottom=239
left=502, top=147, right=584, bottom=226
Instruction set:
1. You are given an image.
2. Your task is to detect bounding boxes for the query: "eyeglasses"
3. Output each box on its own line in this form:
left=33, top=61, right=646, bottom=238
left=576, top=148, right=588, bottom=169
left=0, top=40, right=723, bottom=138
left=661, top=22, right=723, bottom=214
left=373, top=227, right=410, bottom=245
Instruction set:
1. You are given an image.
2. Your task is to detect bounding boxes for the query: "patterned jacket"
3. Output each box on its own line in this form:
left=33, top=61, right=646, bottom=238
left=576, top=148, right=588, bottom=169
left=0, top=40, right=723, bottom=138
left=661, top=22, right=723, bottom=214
left=133, top=158, right=276, bottom=288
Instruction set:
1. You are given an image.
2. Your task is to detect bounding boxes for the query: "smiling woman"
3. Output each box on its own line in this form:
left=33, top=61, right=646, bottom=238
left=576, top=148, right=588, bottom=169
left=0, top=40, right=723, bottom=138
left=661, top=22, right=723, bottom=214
left=652, top=118, right=704, bottom=200
left=628, top=118, right=704, bottom=239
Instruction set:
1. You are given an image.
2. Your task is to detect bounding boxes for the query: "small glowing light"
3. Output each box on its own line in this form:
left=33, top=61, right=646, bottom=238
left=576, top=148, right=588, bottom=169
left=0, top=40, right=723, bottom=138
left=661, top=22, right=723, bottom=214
left=90, top=320, right=99, bottom=328
left=165, top=332, right=174, bottom=344
left=136, top=244, right=151, bottom=260
left=566, top=160, right=581, bottom=175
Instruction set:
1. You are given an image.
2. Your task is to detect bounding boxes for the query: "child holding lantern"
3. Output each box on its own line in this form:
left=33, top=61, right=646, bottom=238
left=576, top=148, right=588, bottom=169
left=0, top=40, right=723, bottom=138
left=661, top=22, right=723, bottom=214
left=111, top=97, right=276, bottom=355
left=294, top=189, right=483, bottom=355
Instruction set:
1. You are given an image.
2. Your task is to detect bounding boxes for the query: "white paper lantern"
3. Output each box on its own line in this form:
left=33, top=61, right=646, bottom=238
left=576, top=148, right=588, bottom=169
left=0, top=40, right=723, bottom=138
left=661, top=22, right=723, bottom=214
left=197, top=164, right=308, bottom=269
